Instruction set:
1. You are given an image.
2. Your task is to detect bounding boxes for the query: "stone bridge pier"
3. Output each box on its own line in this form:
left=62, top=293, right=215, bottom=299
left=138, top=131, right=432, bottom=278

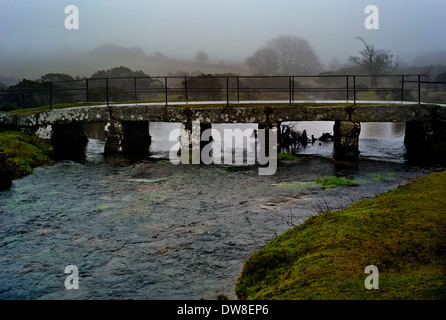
left=51, top=123, right=89, bottom=160
left=404, top=120, right=446, bottom=162
left=333, top=120, right=361, bottom=160
left=104, top=120, right=151, bottom=155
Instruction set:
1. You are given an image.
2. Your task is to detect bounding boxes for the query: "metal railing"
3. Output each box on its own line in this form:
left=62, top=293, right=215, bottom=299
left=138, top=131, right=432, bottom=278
left=1, top=74, right=445, bottom=111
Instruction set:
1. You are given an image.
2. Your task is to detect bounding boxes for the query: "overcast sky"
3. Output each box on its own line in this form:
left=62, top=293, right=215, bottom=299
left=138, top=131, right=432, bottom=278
left=1, top=0, right=445, bottom=77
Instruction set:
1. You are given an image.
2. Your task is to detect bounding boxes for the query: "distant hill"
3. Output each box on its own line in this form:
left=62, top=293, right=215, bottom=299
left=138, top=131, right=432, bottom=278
left=0, top=44, right=249, bottom=80
left=0, top=77, right=20, bottom=86
left=87, top=44, right=147, bottom=59
left=413, top=51, right=446, bottom=66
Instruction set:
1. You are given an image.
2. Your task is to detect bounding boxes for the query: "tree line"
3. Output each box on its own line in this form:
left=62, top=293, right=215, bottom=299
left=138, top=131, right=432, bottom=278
left=0, top=67, right=160, bottom=110
left=1, top=36, right=446, bottom=111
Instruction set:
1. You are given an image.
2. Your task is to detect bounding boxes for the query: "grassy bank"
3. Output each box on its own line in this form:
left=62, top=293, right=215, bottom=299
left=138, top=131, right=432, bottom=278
left=0, top=131, right=53, bottom=190
left=235, top=171, right=446, bottom=300
left=5, top=102, right=102, bottom=116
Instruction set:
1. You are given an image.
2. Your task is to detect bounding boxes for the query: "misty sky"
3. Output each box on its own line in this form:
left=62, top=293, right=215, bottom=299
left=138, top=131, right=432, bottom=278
left=1, top=0, right=445, bottom=77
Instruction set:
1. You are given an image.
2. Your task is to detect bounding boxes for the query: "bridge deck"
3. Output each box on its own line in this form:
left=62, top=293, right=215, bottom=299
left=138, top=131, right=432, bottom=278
left=1, top=101, right=445, bottom=129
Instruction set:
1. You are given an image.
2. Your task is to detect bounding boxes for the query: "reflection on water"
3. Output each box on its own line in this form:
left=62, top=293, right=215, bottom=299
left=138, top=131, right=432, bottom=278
left=359, top=122, right=406, bottom=162
left=85, top=139, right=106, bottom=162
left=360, top=122, right=405, bottom=138
left=148, top=122, right=259, bottom=163
left=149, top=122, right=181, bottom=159
left=85, top=121, right=408, bottom=163
left=285, top=121, right=406, bottom=163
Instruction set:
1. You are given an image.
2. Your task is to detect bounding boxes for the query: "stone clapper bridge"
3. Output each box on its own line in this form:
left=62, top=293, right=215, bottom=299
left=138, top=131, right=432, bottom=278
left=1, top=101, right=446, bottom=163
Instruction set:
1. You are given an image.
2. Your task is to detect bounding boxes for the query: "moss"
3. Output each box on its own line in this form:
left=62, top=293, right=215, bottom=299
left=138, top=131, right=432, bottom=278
left=370, top=172, right=395, bottom=182
left=273, top=181, right=317, bottom=189
left=95, top=203, right=111, bottom=211
left=0, top=131, right=53, bottom=189
left=236, top=171, right=446, bottom=300
left=315, top=177, right=358, bottom=187
left=277, top=153, right=299, bottom=161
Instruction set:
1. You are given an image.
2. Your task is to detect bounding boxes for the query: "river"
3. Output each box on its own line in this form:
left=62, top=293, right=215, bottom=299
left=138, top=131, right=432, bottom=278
left=0, top=121, right=442, bottom=299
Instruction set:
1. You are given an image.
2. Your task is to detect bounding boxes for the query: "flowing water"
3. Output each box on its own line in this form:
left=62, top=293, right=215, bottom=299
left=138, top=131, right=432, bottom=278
left=0, top=122, right=442, bottom=300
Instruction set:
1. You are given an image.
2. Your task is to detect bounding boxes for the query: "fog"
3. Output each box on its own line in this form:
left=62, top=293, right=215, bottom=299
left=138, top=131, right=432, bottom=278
left=1, top=0, right=445, bottom=80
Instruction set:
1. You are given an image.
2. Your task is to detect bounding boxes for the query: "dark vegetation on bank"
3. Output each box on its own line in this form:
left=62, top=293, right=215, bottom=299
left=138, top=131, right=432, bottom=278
left=236, top=171, right=446, bottom=300
left=0, top=131, right=53, bottom=191
left=2, top=62, right=446, bottom=114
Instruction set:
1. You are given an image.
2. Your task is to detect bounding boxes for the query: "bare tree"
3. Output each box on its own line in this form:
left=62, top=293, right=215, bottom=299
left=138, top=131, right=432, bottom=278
left=348, top=37, right=399, bottom=87
left=195, top=50, right=209, bottom=63
left=266, top=35, right=322, bottom=74
left=245, top=47, right=279, bottom=75
left=327, top=57, right=341, bottom=72
left=245, top=35, right=322, bottom=75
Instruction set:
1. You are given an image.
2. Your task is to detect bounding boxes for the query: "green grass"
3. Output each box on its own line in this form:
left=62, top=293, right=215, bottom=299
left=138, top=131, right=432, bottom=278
left=0, top=131, right=53, bottom=182
left=5, top=102, right=105, bottom=116
left=272, top=181, right=317, bottom=189
left=235, top=171, right=446, bottom=300
left=277, top=153, right=300, bottom=161
left=315, top=177, right=359, bottom=187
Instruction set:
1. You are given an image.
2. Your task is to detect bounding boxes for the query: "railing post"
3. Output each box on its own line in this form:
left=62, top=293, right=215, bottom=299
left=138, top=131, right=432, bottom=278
left=401, top=75, right=404, bottom=103
left=184, top=76, right=188, bottom=103
left=134, top=77, right=137, bottom=102
left=289, top=76, right=292, bottom=106
left=418, top=75, right=421, bottom=104
left=292, top=76, right=295, bottom=103
left=401, top=75, right=405, bottom=103
left=165, top=77, right=168, bottom=107
left=106, top=78, right=109, bottom=106
left=86, top=79, right=89, bottom=103
left=49, top=82, right=53, bottom=110
left=353, top=75, right=356, bottom=106
left=226, top=76, right=229, bottom=107
left=237, top=76, right=240, bottom=103
left=346, top=76, right=349, bottom=102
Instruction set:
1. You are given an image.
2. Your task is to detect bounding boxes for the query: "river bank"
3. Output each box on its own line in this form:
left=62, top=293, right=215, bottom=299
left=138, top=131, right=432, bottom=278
left=0, top=131, right=53, bottom=191
left=235, top=170, right=446, bottom=300
left=0, top=141, right=443, bottom=299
